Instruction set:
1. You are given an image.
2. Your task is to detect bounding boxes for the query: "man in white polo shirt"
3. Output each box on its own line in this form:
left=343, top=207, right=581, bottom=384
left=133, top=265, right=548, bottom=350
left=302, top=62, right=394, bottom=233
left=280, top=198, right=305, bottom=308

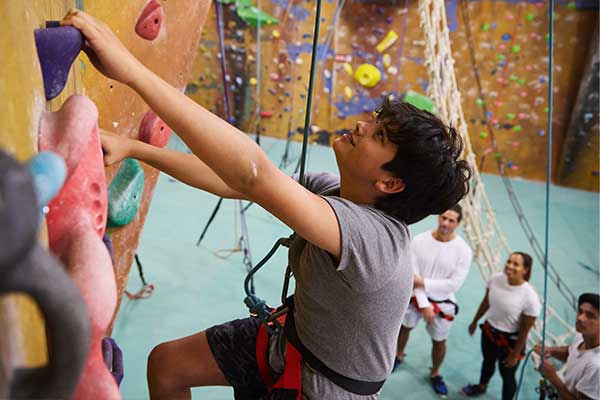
left=535, top=293, right=600, bottom=400
left=395, top=204, right=473, bottom=397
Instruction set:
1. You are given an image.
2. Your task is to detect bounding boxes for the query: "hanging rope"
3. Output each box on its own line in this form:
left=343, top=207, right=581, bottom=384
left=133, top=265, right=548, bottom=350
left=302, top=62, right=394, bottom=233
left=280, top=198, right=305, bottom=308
left=210, top=0, right=255, bottom=286
left=254, top=0, right=262, bottom=145
left=244, top=0, right=324, bottom=320
left=538, top=1, right=555, bottom=397
left=124, top=254, right=155, bottom=300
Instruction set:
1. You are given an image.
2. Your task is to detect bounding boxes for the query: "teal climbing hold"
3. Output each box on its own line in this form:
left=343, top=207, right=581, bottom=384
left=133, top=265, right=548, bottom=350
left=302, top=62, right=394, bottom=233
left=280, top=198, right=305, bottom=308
left=404, top=90, right=435, bottom=114
left=107, top=159, right=144, bottom=227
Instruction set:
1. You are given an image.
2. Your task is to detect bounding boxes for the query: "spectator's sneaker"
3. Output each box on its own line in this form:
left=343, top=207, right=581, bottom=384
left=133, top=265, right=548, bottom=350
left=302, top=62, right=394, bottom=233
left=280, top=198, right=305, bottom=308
left=430, top=375, right=448, bottom=397
left=391, top=357, right=404, bottom=373
left=461, top=384, right=487, bottom=397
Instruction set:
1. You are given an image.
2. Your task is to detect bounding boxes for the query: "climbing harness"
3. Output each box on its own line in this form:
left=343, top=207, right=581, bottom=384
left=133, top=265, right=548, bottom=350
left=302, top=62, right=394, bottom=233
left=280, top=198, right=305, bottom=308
left=411, top=297, right=459, bottom=321
left=481, top=321, right=525, bottom=360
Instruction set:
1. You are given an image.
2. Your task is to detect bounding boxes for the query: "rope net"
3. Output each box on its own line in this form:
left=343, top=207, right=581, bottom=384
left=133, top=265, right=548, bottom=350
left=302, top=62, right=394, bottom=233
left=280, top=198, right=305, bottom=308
left=417, top=0, right=575, bottom=347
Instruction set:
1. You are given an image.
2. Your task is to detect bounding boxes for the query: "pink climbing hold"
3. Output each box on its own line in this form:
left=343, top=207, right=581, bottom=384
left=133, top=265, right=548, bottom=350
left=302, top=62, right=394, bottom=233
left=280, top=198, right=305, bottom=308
left=135, top=0, right=164, bottom=41
left=38, top=95, right=119, bottom=400
left=66, top=226, right=119, bottom=400
left=138, top=109, right=172, bottom=148
left=38, top=95, right=108, bottom=251
left=39, top=96, right=95, bottom=179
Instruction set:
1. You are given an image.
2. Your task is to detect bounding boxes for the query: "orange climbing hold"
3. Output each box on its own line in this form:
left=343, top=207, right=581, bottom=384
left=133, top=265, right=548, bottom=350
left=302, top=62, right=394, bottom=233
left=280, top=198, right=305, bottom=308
left=135, top=0, right=164, bottom=41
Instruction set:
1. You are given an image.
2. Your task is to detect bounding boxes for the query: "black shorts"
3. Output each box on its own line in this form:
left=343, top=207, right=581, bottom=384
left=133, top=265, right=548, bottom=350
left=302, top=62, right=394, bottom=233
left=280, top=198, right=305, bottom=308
left=206, top=317, right=268, bottom=400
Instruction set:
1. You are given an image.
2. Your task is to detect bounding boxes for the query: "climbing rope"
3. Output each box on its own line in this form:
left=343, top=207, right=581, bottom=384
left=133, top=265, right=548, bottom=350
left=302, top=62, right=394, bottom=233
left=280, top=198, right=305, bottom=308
left=516, top=2, right=557, bottom=395
left=124, top=254, right=155, bottom=300
left=539, top=1, right=555, bottom=397
left=196, top=0, right=255, bottom=290
left=244, top=0, right=324, bottom=321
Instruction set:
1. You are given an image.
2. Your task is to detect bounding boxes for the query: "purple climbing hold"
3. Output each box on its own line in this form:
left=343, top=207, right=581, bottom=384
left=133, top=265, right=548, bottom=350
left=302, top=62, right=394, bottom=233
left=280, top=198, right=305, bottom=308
left=102, top=234, right=115, bottom=265
left=102, top=337, right=124, bottom=386
left=35, top=22, right=84, bottom=101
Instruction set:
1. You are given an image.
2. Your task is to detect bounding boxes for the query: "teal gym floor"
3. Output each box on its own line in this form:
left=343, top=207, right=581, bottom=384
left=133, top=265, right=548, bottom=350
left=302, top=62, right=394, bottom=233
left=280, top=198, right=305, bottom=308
left=113, top=135, right=599, bottom=399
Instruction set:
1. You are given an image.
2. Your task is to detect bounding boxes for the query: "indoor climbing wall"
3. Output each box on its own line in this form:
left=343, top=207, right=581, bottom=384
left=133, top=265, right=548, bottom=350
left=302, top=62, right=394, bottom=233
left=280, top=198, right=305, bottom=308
left=451, top=0, right=598, bottom=186
left=187, top=0, right=598, bottom=190
left=0, top=0, right=210, bottom=396
left=186, top=0, right=341, bottom=154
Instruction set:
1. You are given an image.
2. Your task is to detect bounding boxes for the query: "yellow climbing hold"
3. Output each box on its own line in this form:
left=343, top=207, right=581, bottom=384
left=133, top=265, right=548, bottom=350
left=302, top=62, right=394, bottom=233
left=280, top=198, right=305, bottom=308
left=343, top=62, right=353, bottom=75
left=376, top=30, right=399, bottom=53
left=344, top=86, right=353, bottom=100
left=382, top=53, right=392, bottom=68
left=272, top=29, right=281, bottom=39
left=249, top=77, right=257, bottom=86
left=354, top=64, right=381, bottom=88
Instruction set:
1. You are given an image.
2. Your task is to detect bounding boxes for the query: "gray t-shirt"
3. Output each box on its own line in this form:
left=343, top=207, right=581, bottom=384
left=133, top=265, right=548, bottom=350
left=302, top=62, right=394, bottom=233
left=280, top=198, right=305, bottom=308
left=276, top=173, right=412, bottom=398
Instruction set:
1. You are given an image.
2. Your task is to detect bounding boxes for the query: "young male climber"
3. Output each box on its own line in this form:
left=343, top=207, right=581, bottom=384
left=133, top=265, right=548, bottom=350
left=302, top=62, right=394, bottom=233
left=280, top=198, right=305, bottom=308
left=533, top=293, right=599, bottom=400
left=394, top=204, right=473, bottom=396
left=62, top=9, right=472, bottom=399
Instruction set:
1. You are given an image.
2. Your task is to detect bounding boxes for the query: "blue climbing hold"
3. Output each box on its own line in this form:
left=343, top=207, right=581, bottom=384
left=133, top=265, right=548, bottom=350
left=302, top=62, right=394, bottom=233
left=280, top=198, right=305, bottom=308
left=27, top=151, right=67, bottom=223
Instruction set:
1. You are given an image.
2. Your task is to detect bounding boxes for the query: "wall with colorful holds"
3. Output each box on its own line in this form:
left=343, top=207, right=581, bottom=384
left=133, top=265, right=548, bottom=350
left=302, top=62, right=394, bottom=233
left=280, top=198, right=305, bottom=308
left=0, top=0, right=210, bottom=394
left=187, top=0, right=598, bottom=191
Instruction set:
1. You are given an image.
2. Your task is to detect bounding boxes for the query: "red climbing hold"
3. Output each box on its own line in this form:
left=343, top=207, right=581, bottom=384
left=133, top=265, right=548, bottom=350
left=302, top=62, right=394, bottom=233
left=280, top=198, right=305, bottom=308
left=259, top=110, right=274, bottom=118
left=135, top=0, right=164, bottom=41
left=138, top=109, right=172, bottom=148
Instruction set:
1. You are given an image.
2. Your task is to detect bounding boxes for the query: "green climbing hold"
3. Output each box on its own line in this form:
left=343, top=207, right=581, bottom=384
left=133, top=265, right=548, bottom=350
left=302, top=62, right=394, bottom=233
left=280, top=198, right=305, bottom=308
left=233, top=0, right=279, bottom=27
left=507, top=113, right=516, bottom=120
left=513, top=125, right=522, bottom=132
left=544, top=107, right=550, bottom=113
left=107, top=158, right=145, bottom=227
left=545, top=33, right=550, bottom=41
left=404, top=90, right=435, bottom=114
left=480, top=132, right=488, bottom=139
left=567, top=2, right=576, bottom=10
left=496, top=54, right=506, bottom=61
left=475, top=98, right=484, bottom=106
left=512, top=45, right=521, bottom=53
left=482, top=23, right=490, bottom=31
left=518, top=78, right=526, bottom=85
left=526, top=13, right=535, bottom=22
left=494, top=152, right=502, bottom=159
left=509, top=74, right=518, bottom=82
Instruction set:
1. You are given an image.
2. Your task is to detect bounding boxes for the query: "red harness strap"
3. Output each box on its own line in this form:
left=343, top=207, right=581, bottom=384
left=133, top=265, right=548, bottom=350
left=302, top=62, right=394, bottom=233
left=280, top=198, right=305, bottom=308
left=481, top=321, right=525, bottom=360
left=255, top=316, right=303, bottom=400
left=410, top=297, right=455, bottom=321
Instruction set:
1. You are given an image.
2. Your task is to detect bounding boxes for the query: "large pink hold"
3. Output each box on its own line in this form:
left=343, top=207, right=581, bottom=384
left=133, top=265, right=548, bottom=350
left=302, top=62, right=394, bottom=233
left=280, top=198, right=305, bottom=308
left=135, top=0, right=164, bottom=41
left=38, top=95, right=120, bottom=400
left=39, top=96, right=107, bottom=251
left=65, top=226, right=119, bottom=400
left=138, top=109, right=172, bottom=148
